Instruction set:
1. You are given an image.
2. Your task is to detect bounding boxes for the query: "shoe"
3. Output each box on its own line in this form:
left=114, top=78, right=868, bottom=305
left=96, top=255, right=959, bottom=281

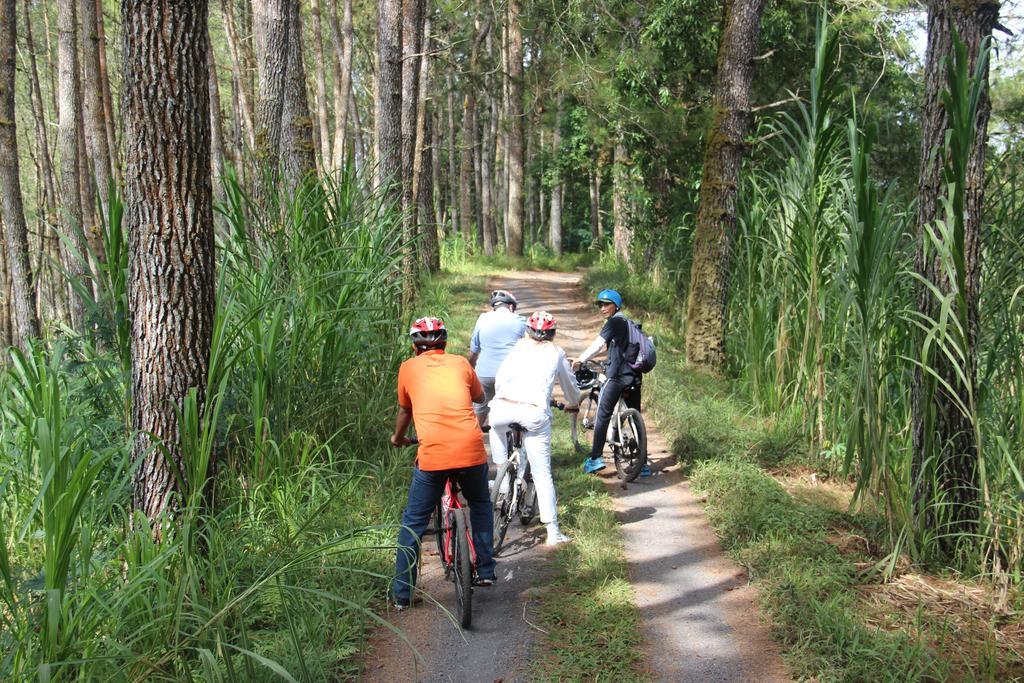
left=474, top=576, right=496, bottom=587
left=583, top=457, right=606, bottom=474
left=639, top=465, right=652, bottom=477
left=392, top=597, right=411, bottom=611
left=545, top=523, right=572, bottom=546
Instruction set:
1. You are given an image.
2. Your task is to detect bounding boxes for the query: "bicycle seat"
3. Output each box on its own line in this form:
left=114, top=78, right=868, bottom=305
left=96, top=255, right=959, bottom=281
left=509, top=422, right=525, bottom=432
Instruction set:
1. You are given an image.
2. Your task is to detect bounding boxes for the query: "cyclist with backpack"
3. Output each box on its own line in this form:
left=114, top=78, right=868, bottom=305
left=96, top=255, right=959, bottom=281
left=389, top=317, right=497, bottom=610
left=468, top=290, right=527, bottom=427
left=572, top=289, right=651, bottom=476
left=488, top=311, right=581, bottom=545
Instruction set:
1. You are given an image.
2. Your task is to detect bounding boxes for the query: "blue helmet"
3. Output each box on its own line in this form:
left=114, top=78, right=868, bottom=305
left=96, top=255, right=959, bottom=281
left=595, top=289, right=622, bottom=310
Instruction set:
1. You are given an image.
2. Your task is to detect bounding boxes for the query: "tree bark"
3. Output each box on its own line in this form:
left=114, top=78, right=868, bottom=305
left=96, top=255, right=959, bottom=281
left=459, top=93, right=475, bottom=243
left=309, top=0, right=332, bottom=171
left=548, top=95, right=564, bottom=255
left=684, top=0, right=768, bottom=372
left=414, top=13, right=438, bottom=273
left=122, top=0, right=215, bottom=520
left=612, top=135, right=632, bottom=262
left=329, top=0, right=353, bottom=174
left=0, top=0, right=41, bottom=346
left=589, top=167, right=600, bottom=244
left=431, top=104, right=444, bottom=230
left=280, top=0, right=316, bottom=194
left=252, top=0, right=290, bottom=193
left=911, top=0, right=999, bottom=548
left=95, top=0, right=119, bottom=188
left=208, top=32, right=226, bottom=207
left=446, top=70, right=459, bottom=234
left=221, top=0, right=256, bottom=150
left=376, top=0, right=403, bottom=198
left=80, top=0, right=113, bottom=218
left=401, top=0, right=424, bottom=283
left=57, top=0, right=88, bottom=330
left=505, top=0, right=524, bottom=256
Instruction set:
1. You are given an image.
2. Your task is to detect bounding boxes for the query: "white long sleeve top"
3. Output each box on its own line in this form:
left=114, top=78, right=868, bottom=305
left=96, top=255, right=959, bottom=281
left=492, top=337, right=582, bottom=413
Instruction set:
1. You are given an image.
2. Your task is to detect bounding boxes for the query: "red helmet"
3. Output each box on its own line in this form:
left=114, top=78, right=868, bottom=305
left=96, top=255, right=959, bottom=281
left=526, top=311, right=556, bottom=341
left=409, top=317, right=447, bottom=353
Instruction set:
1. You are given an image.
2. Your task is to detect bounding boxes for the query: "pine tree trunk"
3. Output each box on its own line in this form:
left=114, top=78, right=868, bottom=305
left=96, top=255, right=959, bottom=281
left=431, top=105, right=444, bottom=231
left=684, top=0, right=767, bottom=372
left=252, top=0, right=290, bottom=194
left=446, top=71, right=459, bottom=234
left=57, top=0, right=88, bottom=330
left=95, top=0, right=119, bottom=188
left=221, top=0, right=256, bottom=150
left=401, top=0, right=424, bottom=284
left=376, top=0, right=402, bottom=198
left=911, top=0, right=999, bottom=549
left=329, top=0, right=353, bottom=173
left=0, top=0, right=41, bottom=346
left=505, top=0, right=524, bottom=256
left=309, top=0, right=332, bottom=171
left=480, top=96, right=495, bottom=256
left=208, top=32, right=227, bottom=206
left=548, top=95, right=564, bottom=255
left=459, top=93, right=475, bottom=243
left=280, top=0, right=316, bottom=194
left=80, top=0, right=113, bottom=218
left=123, top=0, right=214, bottom=521
left=612, top=135, right=631, bottom=262
left=414, top=14, right=438, bottom=273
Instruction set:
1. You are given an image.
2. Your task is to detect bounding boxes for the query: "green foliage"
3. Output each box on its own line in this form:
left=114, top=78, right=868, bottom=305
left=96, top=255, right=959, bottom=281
left=0, top=166, right=414, bottom=680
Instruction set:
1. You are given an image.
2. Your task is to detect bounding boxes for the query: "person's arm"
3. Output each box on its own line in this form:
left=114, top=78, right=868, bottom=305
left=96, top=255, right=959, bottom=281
left=556, top=352, right=582, bottom=407
left=390, top=405, right=414, bottom=446
left=468, top=318, right=483, bottom=367
left=573, top=335, right=607, bottom=368
left=469, top=361, right=486, bottom=404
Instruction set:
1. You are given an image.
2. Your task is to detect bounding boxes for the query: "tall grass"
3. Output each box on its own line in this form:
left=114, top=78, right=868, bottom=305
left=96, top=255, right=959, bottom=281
left=723, top=8, right=1023, bottom=582
left=0, top=164, right=417, bottom=679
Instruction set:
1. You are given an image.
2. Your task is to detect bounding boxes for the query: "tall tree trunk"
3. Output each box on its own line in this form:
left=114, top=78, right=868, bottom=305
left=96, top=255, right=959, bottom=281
left=589, top=167, right=600, bottom=244
left=95, top=0, right=119, bottom=188
left=221, top=0, right=256, bottom=150
left=446, top=71, right=458, bottom=234
left=459, top=93, right=475, bottom=243
left=309, top=0, right=332, bottom=171
left=376, top=0, right=402, bottom=197
left=57, top=0, right=88, bottom=330
left=349, top=84, right=367, bottom=170
left=414, top=14, right=438, bottom=273
left=280, top=0, right=316, bottom=194
left=480, top=97, right=495, bottom=255
left=505, top=0, right=524, bottom=255
left=684, top=0, right=767, bottom=371
left=401, top=0, right=424, bottom=283
left=0, top=0, right=41, bottom=346
left=612, top=134, right=633, bottom=263
left=208, top=32, right=226, bottom=206
left=80, top=0, right=113, bottom=219
left=548, top=95, right=564, bottom=255
left=123, top=0, right=214, bottom=521
left=911, top=0, right=999, bottom=549
left=252, top=0, right=290, bottom=195
left=329, top=0, right=353, bottom=173
left=431, top=104, right=444, bottom=230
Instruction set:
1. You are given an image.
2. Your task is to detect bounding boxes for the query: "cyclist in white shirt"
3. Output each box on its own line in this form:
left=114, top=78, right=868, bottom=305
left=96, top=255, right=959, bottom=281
left=469, top=290, right=527, bottom=427
left=488, top=311, right=581, bottom=545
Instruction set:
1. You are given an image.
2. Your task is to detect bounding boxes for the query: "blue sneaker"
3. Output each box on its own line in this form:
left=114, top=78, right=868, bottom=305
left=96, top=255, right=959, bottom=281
left=583, top=457, right=606, bottom=474
left=639, top=465, right=652, bottom=477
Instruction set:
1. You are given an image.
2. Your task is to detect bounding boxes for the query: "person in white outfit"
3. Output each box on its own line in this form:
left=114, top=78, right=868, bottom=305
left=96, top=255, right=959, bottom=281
left=488, top=311, right=581, bottom=545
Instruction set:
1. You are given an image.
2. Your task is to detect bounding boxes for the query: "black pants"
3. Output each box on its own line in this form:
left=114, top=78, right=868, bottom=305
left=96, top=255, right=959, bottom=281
left=589, top=376, right=641, bottom=460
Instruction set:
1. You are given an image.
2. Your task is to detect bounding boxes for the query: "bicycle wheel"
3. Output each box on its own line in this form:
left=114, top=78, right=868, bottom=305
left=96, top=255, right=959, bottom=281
left=613, top=408, right=647, bottom=482
left=576, top=392, right=599, bottom=454
left=453, top=509, right=473, bottom=628
left=491, top=459, right=517, bottom=554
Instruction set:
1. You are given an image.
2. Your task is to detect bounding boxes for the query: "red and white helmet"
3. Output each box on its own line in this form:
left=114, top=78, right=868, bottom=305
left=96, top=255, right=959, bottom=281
left=409, top=316, right=447, bottom=353
left=526, top=311, right=557, bottom=341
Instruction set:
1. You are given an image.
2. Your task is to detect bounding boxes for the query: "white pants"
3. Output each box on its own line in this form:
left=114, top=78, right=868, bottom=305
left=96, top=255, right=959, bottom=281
left=488, top=399, right=558, bottom=525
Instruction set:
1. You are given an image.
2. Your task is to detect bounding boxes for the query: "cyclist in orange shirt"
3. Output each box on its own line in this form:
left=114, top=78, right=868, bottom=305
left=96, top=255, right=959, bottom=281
left=389, top=317, right=497, bottom=609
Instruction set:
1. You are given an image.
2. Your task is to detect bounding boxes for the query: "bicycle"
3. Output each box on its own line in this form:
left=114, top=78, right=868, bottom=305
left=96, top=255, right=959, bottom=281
left=572, top=360, right=647, bottom=482
left=490, top=401, right=572, bottom=554
left=407, top=438, right=477, bottom=628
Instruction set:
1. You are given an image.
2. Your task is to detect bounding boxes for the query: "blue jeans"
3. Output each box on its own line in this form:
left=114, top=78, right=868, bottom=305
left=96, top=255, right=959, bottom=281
left=589, top=376, right=641, bottom=460
left=392, top=463, right=496, bottom=602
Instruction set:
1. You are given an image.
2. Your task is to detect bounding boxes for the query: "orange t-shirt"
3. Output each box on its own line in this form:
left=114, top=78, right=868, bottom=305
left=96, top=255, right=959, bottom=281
left=397, top=350, right=487, bottom=471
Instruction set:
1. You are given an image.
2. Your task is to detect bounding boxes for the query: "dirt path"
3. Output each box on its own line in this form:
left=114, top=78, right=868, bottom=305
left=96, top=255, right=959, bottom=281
left=361, top=270, right=788, bottom=682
